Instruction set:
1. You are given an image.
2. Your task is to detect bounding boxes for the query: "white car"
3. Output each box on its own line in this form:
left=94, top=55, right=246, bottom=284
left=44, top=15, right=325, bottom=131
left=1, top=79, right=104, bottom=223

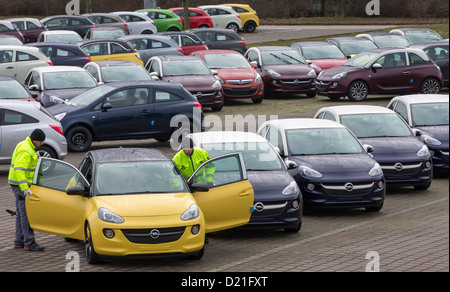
left=198, top=5, right=242, bottom=32
left=111, top=11, right=157, bottom=35
left=37, top=30, right=82, bottom=44
left=0, top=45, right=51, bottom=82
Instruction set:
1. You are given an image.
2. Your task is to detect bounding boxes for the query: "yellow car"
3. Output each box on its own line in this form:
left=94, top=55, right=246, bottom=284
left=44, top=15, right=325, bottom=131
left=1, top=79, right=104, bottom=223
left=221, top=4, right=260, bottom=33
left=78, top=39, right=144, bottom=66
left=26, top=148, right=254, bottom=264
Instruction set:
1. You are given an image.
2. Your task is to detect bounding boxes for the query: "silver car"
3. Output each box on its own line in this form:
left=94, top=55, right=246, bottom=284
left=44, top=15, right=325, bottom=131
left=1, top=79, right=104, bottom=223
left=0, top=100, right=67, bottom=164
left=111, top=11, right=157, bottom=35
left=119, top=34, right=183, bottom=65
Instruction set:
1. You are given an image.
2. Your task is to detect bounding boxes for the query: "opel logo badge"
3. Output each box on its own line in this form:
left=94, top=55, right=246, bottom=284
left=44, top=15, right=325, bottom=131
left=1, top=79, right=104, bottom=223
left=345, top=183, right=354, bottom=192
left=254, top=202, right=265, bottom=212
left=196, top=92, right=203, bottom=98
left=294, top=79, right=300, bottom=85
left=149, top=229, right=160, bottom=239
left=394, top=163, right=403, bottom=171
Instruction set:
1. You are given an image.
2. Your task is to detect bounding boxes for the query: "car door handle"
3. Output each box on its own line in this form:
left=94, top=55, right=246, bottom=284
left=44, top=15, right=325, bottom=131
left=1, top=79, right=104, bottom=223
left=403, top=71, right=411, bottom=75
left=7, top=66, right=14, bottom=69
left=28, top=195, right=40, bottom=202
left=141, top=109, right=149, bottom=114
left=238, top=191, right=250, bottom=197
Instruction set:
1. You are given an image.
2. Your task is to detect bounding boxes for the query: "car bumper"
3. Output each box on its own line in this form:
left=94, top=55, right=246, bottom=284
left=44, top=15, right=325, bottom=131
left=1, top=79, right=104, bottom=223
left=192, top=90, right=224, bottom=108
left=222, top=83, right=264, bottom=99
left=381, top=159, right=433, bottom=187
left=89, top=215, right=205, bottom=257
left=264, top=77, right=316, bottom=94
left=247, top=196, right=303, bottom=228
left=429, top=147, right=449, bottom=170
left=315, top=79, right=348, bottom=97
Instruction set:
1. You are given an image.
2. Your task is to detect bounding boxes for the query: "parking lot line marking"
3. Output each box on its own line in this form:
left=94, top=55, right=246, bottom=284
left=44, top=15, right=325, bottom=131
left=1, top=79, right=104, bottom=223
left=208, top=197, right=448, bottom=272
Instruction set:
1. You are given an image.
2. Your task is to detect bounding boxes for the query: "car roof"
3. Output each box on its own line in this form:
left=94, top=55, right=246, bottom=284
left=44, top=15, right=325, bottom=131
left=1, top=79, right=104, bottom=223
left=327, top=36, right=373, bottom=42
left=78, top=38, right=131, bottom=46
left=252, top=46, right=297, bottom=52
left=0, top=75, right=19, bottom=82
left=319, top=105, right=396, bottom=115
left=187, top=27, right=239, bottom=35
left=390, top=94, right=449, bottom=104
left=154, top=55, right=199, bottom=62
left=29, top=66, right=87, bottom=73
left=88, top=147, right=170, bottom=164
left=193, top=49, right=240, bottom=55
left=263, top=118, right=347, bottom=130
left=120, top=34, right=174, bottom=41
left=0, top=99, right=42, bottom=109
left=41, top=30, right=80, bottom=35
left=190, top=131, right=269, bottom=144
left=291, top=41, right=334, bottom=47
left=89, top=60, right=143, bottom=67
left=0, top=45, right=41, bottom=53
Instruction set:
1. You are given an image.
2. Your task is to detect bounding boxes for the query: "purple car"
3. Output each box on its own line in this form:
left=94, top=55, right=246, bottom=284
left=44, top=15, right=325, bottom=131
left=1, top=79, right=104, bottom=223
left=4, top=18, right=47, bottom=43
left=315, top=47, right=443, bottom=101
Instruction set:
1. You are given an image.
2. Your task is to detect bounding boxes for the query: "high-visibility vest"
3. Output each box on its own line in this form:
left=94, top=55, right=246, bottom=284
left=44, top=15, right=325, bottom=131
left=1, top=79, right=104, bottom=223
left=8, top=137, right=38, bottom=192
left=172, top=147, right=214, bottom=182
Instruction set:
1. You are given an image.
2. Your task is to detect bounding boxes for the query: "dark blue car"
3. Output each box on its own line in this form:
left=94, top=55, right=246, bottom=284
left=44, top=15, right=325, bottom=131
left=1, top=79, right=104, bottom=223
left=258, top=118, right=385, bottom=211
left=315, top=105, right=433, bottom=190
left=388, top=94, right=449, bottom=170
left=48, top=81, right=204, bottom=152
left=26, top=42, right=91, bottom=67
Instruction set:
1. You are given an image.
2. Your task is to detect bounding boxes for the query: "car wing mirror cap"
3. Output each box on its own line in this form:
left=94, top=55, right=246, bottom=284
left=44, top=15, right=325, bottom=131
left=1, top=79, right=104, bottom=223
left=66, top=185, right=88, bottom=196
left=412, top=128, right=422, bottom=136
left=285, top=159, right=297, bottom=170
left=372, top=63, right=382, bottom=69
left=363, top=144, right=374, bottom=153
left=189, top=182, right=210, bottom=192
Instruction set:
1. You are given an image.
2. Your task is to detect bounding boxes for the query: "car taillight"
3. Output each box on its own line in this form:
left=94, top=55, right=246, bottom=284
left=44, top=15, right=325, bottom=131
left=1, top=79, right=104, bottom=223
left=84, top=57, right=91, bottom=63
left=177, top=48, right=184, bottom=54
left=236, top=15, right=241, bottom=19
left=49, top=125, right=64, bottom=136
left=192, top=102, right=203, bottom=111
left=46, top=61, right=53, bottom=66
left=91, top=25, right=96, bottom=28
left=123, top=23, right=129, bottom=27
left=240, top=41, right=246, bottom=47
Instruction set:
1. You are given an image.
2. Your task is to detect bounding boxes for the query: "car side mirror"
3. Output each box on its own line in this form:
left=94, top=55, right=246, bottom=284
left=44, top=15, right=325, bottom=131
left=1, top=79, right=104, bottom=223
left=285, top=159, right=297, bottom=170
left=66, top=185, right=88, bottom=196
left=306, top=59, right=312, bottom=65
left=211, top=70, right=218, bottom=75
left=28, top=84, right=40, bottom=91
left=412, top=128, right=422, bottom=137
left=189, top=182, right=210, bottom=192
left=372, top=63, right=382, bottom=70
left=250, top=61, right=259, bottom=68
left=150, top=72, right=160, bottom=81
left=101, top=103, right=112, bottom=111
left=363, top=144, right=374, bottom=153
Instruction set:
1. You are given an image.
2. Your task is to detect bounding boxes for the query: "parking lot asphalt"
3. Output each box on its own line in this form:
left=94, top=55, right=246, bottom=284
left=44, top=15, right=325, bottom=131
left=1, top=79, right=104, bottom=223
left=0, top=91, right=448, bottom=273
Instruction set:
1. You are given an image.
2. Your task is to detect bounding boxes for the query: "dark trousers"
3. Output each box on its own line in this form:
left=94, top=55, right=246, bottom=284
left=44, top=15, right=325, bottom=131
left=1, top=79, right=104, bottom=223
left=10, top=185, right=35, bottom=248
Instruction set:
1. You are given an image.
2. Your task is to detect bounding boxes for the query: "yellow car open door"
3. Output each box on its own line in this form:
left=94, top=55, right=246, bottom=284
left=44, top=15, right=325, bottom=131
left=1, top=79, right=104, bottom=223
left=188, top=153, right=254, bottom=233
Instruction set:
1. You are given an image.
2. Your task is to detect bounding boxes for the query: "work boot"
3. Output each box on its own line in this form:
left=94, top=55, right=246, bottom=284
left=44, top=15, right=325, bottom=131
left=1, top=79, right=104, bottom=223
left=24, top=243, right=44, bottom=252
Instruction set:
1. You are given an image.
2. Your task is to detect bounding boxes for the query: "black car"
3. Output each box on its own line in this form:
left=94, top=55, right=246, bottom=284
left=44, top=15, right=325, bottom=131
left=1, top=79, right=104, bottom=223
left=26, top=42, right=91, bottom=67
left=185, top=28, right=247, bottom=54
left=326, top=36, right=378, bottom=58
left=47, top=81, right=204, bottom=152
left=410, top=41, right=449, bottom=87
left=40, top=15, right=95, bottom=38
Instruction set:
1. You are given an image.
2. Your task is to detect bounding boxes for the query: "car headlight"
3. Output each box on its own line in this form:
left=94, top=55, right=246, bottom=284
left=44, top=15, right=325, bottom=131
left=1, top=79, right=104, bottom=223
left=332, top=72, right=347, bottom=79
left=421, top=135, right=441, bottom=146
left=369, top=163, right=383, bottom=177
left=212, top=80, right=222, bottom=89
left=181, top=204, right=200, bottom=221
left=298, top=166, right=323, bottom=178
left=54, top=112, right=66, bottom=121
left=307, top=69, right=316, bottom=77
left=282, top=181, right=300, bottom=196
left=417, top=145, right=430, bottom=158
left=98, top=207, right=124, bottom=223
left=255, top=73, right=262, bottom=83
left=268, top=69, right=281, bottom=78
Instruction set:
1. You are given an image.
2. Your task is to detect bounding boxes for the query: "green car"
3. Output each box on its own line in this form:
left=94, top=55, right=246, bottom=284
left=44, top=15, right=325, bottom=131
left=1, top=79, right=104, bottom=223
left=137, top=9, right=183, bottom=32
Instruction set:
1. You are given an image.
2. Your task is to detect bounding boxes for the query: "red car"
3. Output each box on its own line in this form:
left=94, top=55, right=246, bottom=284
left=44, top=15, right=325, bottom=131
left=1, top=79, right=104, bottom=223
left=290, top=41, right=348, bottom=74
left=192, top=49, right=264, bottom=103
left=170, top=7, right=213, bottom=29
left=4, top=18, right=47, bottom=43
left=159, top=31, right=209, bottom=55
left=0, top=20, right=25, bottom=43
left=315, top=48, right=443, bottom=101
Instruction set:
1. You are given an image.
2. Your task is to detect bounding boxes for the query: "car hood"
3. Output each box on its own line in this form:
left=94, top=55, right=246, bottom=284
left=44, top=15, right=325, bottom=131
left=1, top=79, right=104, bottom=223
left=358, top=136, right=428, bottom=162
left=44, top=88, right=92, bottom=100
left=311, top=59, right=348, bottom=70
left=417, top=125, right=449, bottom=145
left=262, top=64, right=313, bottom=77
left=162, top=75, right=218, bottom=92
left=93, top=192, right=195, bottom=217
left=317, top=65, right=363, bottom=79
left=47, top=102, right=84, bottom=115
left=216, top=68, right=257, bottom=80
left=247, top=170, right=296, bottom=200
left=289, top=153, right=377, bottom=180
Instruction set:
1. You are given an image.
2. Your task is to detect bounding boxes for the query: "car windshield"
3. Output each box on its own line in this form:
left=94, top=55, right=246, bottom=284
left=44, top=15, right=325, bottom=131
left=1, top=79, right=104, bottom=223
left=340, top=113, right=412, bottom=138
left=92, top=29, right=125, bottom=39
left=261, top=50, right=306, bottom=65
left=101, top=65, right=151, bottom=82
left=411, top=102, right=449, bottom=126
left=203, top=53, right=251, bottom=69
left=343, top=51, right=379, bottom=67
left=163, top=59, right=211, bottom=76
left=301, top=45, right=346, bottom=59
left=0, top=80, right=30, bottom=99
left=95, top=161, right=188, bottom=195
left=338, top=40, right=378, bottom=55
left=202, top=141, right=284, bottom=171
left=372, top=35, right=411, bottom=48
left=70, top=84, right=114, bottom=106
left=46, top=34, right=82, bottom=44
left=286, top=128, right=363, bottom=155
left=404, top=31, right=442, bottom=44
left=43, top=71, right=97, bottom=90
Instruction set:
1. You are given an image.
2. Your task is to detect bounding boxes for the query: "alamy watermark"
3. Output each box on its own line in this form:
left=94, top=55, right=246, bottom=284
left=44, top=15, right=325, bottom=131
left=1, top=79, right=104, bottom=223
left=366, top=0, right=381, bottom=16
left=65, top=0, right=80, bottom=15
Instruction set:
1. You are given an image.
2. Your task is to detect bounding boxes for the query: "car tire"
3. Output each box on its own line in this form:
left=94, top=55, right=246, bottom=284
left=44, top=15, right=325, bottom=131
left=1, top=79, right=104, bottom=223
left=85, top=223, right=102, bottom=264
left=328, top=95, right=341, bottom=100
left=66, top=126, right=93, bottom=152
left=36, top=145, right=57, bottom=159
left=306, top=91, right=316, bottom=98
left=211, top=103, right=224, bottom=111
left=252, top=96, right=263, bottom=104
left=420, top=78, right=441, bottom=94
left=141, top=30, right=154, bottom=34
left=187, top=246, right=205, bottom=260
left=284, top=221, right=302, bottom=233
left=244, top=21, right=257, bottom=33
left=413, top=181, right=431, bottom=190
left=347, top=80, right=369, bottom=102
left=168, top=27, right=181, bottom=32
left=365, top=202, right=383, bottom=212
left=226, top=23, right=239, bottom=33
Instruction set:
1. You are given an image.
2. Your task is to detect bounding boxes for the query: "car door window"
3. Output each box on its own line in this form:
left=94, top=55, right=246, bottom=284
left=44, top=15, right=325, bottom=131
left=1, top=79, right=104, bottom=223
left=0, top=50, right=14, bottom=63
left=27, top=21, right=41, bottom=29
left=37, top=46, right=53, bottom=58
left=85, top=65, right=99, bottom=82
left=323, top=112, right=337, bottom=121
left=154, top=89, right=183, bottom=103
left=181, top=35, right=196, bottom=46
left=11, top=21, right=25, bottom=30
left=110, top=43, right=127, bottom=54
left=265, top=126, right=284, bottom=155
left=27, top=71, right=41, bottom=88
left=393, top=101, right=409, bottom=123
left=105, top=87, right=149, bottom=108
left=82, top=43, right=108, bottom=56
left=1, top=109, right=38, bottom=125
left=215, top=33, right=231, bottom=42
left=147, top=60, right=161, bottom=75
left=376, top=52, right=407, bottom=68
left=408, top=52, right=428, bottom=65
left=16, top=51, right=38, bottom=62
left=195, top=31, right=213, bottom=43
left=79, top=156, right=93, bottom=185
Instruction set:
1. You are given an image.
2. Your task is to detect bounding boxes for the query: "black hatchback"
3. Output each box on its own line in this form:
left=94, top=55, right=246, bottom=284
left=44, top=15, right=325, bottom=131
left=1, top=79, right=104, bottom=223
left=185, top=28, right=247, bottom=54
left=48, top=81, right=204, bottom=152
left=40, top=15, right=95, bottom=38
